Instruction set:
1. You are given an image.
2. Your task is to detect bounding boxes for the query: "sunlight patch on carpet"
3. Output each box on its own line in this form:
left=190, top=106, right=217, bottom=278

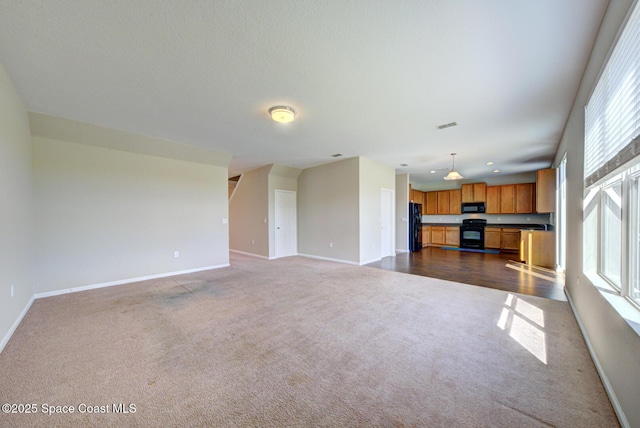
left=497, top=294, right=547, bottom=364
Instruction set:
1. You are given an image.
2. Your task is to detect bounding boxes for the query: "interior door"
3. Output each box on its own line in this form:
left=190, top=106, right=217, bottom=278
left=275, top=190, right=297, bottom=258
left=381, top=188, right=394, bottom=258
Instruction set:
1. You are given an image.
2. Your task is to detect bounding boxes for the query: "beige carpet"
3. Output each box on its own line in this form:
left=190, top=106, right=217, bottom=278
left=0, top=254, right=618, bottom=427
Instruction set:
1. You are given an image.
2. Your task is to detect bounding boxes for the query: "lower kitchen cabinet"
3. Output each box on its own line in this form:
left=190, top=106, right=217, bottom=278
left=445, top=226, right=460, bottom=247
left=431, top=226, right=445, bottom=246
left=484, top=228, right=501, bottom=249
left=501, top=229, right=520, bottom=251
left=520, top=230, right=555, bottom=268
left=422, top=226, right=431, bottom=246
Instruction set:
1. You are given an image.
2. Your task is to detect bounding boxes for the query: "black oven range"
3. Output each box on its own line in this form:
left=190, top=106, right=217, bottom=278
left=460, top=218, right=487, bottom=249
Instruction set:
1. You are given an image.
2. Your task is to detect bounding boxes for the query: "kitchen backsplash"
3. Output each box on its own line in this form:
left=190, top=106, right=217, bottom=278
left=421, top=213, right=552, bottom=225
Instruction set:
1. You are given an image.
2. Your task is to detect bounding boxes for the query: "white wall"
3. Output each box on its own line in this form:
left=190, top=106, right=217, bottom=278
left=0, top=64, right=34, bottom=351
left=31, top=116, right=231, bottom=294
left=229, top=165, right=270, bottom=257
left=298, top=157, right=360, bottom=263
left=358, top=157, right=396, bottom=264
left=396, top=173, right=410, bottom=253
left=553, top=1, right=640, bottom=426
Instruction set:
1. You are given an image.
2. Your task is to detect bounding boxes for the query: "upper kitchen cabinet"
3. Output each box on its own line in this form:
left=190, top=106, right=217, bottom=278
left=437, top=190, right=450, bottom=214
left=536, top=168, right=556, bottom=213
left=414, top=190, right=424, bottom=206
left=425, top=191, right=437, bottom=215
left=461, top=183, right=487, bottom=202
left=486, top=186, right=501, bottom=214
left=500, top=185, right=516, bottom=213
left=449, top=189, right=462, bottom=214
left=499, top=183, right=535, bottom=214
left=516, top=183, right=535, bottom=213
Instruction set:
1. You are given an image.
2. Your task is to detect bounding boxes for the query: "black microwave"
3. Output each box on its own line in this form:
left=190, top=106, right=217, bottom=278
left=461, top=202, right=486, bottom=213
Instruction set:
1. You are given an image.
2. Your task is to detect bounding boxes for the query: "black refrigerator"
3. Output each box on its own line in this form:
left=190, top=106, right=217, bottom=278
left=409, top=202, right=422, bottom=252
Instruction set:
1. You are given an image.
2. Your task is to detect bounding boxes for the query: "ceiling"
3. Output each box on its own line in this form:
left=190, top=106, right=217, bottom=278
left=0, top=0, right=608, bottom=186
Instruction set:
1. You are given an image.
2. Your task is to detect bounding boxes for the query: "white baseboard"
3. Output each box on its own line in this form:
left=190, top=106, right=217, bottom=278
left=0, top=295, right=35, bottom=355
left=565, top=289, right=629, bottom=428
left=359, top=258, right=381, bottom=266
left=298, top=253, right=359, bottom=266
left=34, top=264, right=230, bottom=299
left=229, top=249, right=269, bottom=260
left=395, top=249, right=409, bottom=254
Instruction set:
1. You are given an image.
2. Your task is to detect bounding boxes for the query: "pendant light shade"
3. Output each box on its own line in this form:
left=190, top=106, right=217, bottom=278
left=443, top=153, right=464, bottom=180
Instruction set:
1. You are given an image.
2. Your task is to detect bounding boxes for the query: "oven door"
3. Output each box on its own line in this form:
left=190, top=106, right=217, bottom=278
left=460, top=226, right=485, bottom=249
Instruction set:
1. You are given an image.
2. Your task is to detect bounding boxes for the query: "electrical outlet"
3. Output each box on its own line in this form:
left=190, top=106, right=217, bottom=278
left=526, top=217, right=531, bottom=221
left=11, top=284, right=14, bottom=298
left=329, top=242, right=333, bottom=248
left=252, top=240, right=255, bottom=245
left=174, top=251, right=180, bottom=258
left=222, top=218, right=228, bottom=224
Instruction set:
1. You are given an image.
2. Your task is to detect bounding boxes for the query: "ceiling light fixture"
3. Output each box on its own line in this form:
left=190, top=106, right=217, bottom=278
left=486, top=161, right=494, bottom=166
left=443, top=153, right=464, bottom=180
left=269, top=105, right=296, bottom=123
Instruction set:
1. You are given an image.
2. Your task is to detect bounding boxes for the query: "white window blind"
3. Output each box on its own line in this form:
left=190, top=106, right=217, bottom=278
left=585, top=2, right=640, bottom=188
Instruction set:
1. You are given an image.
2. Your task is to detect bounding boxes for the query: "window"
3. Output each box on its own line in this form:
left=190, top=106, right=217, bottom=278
left=584, top=2, right=640, bottom=308
left=600, top=178, right=622, bottom=288
left=631, top=171, right=640, bottom=303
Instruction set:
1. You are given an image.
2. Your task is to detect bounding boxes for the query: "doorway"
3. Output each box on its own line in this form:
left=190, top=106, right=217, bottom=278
left=274, top=190, right=297, bottom=258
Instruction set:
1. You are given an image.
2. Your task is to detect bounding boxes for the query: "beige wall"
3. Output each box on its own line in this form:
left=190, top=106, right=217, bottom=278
left=554, top=1, right=640, bottom=426
left=229, top=165, right=270, bottom=257
left=298, top=157, right=360, bottom=263
left=358, top=157, right=396, bottom=264
left=31, top=122, right=231, bottom=294
left=267, top=164, right=301, bottom=258
left=0, top=64, right=34, bottom=350
left=298, top=156, right=395, bottom=265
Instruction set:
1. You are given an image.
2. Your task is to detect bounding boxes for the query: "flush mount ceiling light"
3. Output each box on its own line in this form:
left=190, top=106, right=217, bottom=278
left=443, top=153, right=464, bottom=180
left=269, top=105, right=296, bottom=123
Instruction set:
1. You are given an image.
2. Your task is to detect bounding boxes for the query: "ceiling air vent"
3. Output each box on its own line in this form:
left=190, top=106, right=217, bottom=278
left=437, top=121, right=458, bottom=130
left=331, top=153, right=343, bottom=158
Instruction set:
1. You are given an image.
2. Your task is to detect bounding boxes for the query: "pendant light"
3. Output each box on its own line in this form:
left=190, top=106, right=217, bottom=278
left=443, top=153, right=464, bottom=180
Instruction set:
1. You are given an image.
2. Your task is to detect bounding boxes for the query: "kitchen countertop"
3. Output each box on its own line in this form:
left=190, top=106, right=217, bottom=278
left=422, top=222, right=554, bottom=231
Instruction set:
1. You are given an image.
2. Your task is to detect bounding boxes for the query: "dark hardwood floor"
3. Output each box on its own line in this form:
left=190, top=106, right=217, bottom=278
left=366, top=246, right=566, bottom=301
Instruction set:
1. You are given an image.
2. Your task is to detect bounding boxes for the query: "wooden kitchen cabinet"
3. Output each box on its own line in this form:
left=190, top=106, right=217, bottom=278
left=500, top=185, right=516, bottom=213
left=461, top=183, right=487, bottom=203
left=437, top=191, right=450, bottom=214
left=413, top=189, right=424, bottom=206
left=486, top=186, right=501, bottom=214
left=520, top=230, right=555, bottom=268
left=445, top=226, right=460, bottom=247
left=431, top=226, right=445, bottom=246
left=516, top=183, right=535, bottom=213
left=425, top=191, right=437, bottom=215
left=449, top=189, right=461, bottom=214
left=536, top=168, right=556, bottom=213
left=501, top=229, right=520, bottom=251
left=484, top=228, right=501, bottom=249
left=422, top=226, right=431, bottom=246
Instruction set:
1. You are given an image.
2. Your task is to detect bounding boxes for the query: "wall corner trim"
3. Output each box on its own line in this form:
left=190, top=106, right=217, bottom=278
left=0, top=295, right=36, bottom=355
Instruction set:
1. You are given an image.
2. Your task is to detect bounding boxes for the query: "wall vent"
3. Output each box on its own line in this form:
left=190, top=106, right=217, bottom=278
left=437, top=121, right=458, bottom=130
